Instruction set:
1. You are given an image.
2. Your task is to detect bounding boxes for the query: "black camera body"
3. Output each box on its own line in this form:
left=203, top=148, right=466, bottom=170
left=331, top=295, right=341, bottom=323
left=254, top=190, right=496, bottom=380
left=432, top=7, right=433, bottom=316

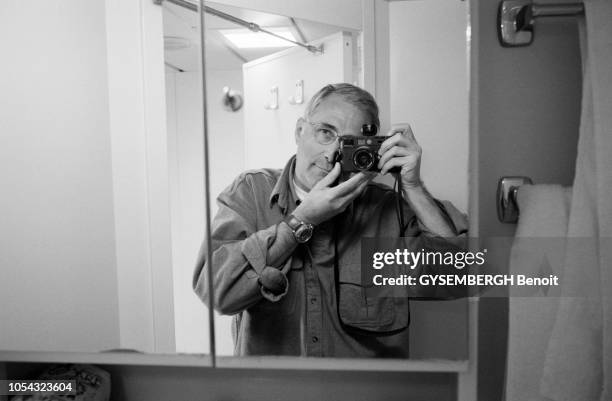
left=334, top=135, right=388, bottom=173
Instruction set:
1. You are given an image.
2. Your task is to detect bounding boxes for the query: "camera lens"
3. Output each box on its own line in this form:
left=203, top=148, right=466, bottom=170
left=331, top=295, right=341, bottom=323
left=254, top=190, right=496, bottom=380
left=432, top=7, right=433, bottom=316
left=353, top=148, right=375, bottom=170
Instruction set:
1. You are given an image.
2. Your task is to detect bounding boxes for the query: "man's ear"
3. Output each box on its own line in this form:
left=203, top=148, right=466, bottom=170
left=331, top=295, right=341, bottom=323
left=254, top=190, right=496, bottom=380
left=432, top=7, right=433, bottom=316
left=295, top=117, right=305, bottom=144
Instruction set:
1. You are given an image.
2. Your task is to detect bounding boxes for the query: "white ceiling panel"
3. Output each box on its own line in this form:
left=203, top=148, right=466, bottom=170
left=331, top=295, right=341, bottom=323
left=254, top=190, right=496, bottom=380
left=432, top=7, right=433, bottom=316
left=162, top=1, right=349, bottom=72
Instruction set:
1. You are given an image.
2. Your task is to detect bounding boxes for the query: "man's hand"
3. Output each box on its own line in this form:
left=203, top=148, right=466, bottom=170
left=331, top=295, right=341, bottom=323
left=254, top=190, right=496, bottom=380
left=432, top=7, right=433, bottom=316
left=377, top=124, right=422, bottom=189
left=292, top=163, right=372, bottom=226
left=377, top=124, right=456, bottom=237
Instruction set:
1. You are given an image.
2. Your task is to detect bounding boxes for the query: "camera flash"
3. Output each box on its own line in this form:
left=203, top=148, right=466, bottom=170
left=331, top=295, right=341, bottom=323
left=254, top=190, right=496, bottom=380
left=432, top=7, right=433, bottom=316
left=361, top=124, right=377, bottom=136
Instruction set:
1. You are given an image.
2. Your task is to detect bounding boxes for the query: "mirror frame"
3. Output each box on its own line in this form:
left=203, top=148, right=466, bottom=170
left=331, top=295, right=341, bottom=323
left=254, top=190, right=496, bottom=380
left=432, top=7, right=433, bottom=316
left=0, top=3, right=478, bottom=393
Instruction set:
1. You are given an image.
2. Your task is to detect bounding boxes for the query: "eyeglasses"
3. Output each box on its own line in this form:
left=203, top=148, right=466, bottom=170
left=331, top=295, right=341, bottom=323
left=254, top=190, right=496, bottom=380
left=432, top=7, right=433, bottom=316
left=305, top=120, right=379, bottom=145
left=306, top=121, right=377, bottom=144
left=305, top=120, right=342, bottom=145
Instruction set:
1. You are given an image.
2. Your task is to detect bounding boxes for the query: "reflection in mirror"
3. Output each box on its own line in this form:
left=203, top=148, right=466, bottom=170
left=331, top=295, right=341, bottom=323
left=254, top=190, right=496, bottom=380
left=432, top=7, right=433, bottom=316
left=0, top=0, right=209, bottom=356
left=189, top=0, right=470, bottom=360
left=162, top=0, right=211, bottom=354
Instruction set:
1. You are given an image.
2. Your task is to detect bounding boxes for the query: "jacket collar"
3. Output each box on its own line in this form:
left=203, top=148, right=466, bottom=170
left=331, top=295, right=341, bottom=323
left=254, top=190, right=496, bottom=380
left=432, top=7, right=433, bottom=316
left=269, top=155, right=299, bottom=215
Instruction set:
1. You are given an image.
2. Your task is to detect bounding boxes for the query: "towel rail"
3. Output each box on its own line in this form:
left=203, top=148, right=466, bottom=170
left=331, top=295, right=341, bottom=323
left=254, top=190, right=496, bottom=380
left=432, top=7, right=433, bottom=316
left=498, top=1, right=585, bottom=47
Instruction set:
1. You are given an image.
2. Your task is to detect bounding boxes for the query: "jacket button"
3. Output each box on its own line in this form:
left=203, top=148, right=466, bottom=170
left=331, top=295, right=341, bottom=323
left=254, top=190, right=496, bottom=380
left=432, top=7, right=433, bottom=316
left=312, top=336, right=319, bottom=343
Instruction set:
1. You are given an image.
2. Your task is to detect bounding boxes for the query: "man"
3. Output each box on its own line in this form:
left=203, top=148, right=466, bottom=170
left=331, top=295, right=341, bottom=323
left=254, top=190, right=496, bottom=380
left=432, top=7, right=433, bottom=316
left=194, top=83, right=467, bottom=358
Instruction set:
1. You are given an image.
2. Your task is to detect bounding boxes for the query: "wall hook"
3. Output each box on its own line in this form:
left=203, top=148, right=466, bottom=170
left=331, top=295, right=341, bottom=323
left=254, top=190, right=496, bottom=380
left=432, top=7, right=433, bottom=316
left=222, top=86, right=243, bottom=112
left=264, top=86, right=279, bottom=110
left=288, top=80, right=304, bottom=105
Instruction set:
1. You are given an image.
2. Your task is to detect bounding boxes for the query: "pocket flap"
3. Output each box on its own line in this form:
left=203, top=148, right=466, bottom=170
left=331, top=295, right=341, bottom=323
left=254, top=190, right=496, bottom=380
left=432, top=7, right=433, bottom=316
left=338, top=262, right=372, bottom=287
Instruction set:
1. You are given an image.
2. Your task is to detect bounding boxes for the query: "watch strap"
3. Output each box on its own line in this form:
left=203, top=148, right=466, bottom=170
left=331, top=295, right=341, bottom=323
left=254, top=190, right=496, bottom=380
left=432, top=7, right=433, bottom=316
left=284, top=214, right=314, bottom=243
left=285, top=214, right=303, bottom=230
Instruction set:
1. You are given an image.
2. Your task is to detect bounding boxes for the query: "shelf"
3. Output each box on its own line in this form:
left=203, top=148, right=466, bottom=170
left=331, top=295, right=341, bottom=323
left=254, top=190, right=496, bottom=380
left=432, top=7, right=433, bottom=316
left=0, top=351, right=468, bottom=372
left=216, top=356, right=469, bottom=372
left=0, top=351, right=212, bottom=367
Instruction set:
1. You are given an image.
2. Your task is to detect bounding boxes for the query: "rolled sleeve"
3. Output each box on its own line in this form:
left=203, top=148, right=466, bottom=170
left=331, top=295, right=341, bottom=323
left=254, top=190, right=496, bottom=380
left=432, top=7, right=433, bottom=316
left=193, top=171, right=299, bottom=315
left=241, top=224, right=290, bottom=301
left=241, top=225, right=277, bottom=275
left=258, top=266, right=290, bottom=301
left=413, top=199, right=468, bottom=238
left=439, top=200, right=468, bottom=235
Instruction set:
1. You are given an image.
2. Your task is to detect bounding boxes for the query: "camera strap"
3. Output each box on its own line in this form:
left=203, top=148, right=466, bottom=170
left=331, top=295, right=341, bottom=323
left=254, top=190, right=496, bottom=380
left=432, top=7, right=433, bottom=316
left=394, top=173, right=409, bottom=236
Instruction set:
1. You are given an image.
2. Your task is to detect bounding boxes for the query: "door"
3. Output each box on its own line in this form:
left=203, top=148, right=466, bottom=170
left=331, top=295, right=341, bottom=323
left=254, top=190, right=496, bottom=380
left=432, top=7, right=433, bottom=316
left=242, top=31, right=356, bottom=170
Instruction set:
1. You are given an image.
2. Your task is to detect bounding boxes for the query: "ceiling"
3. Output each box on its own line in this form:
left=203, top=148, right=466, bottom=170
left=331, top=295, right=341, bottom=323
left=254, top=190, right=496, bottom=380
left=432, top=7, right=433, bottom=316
left=162, top=1, right=346, bottom=72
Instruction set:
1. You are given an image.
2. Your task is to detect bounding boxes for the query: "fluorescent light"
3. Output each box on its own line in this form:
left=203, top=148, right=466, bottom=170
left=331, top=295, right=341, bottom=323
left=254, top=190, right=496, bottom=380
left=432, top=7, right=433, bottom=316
left=220, top=27, right=297, bottom=49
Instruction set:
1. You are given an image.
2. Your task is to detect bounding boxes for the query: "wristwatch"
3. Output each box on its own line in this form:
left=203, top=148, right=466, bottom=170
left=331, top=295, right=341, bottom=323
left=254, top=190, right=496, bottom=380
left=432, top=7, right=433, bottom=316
left=284, top=214, right=314, bottom=243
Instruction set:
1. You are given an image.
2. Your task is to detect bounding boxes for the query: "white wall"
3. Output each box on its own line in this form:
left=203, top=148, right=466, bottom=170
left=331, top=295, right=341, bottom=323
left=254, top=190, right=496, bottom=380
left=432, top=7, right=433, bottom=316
left=167, top=69, right=245, bottom=354
left=0, top=1, right=119, bottom=352
left=0, top=0, right=174, bottom=354
left=166, top=71, right=207, bottom=354
left=208, top=69, right=247, bottom=355
left=106, top=0, right=175, bottom=354
left=389, top=0, right=469, bottom=213
left=385, top=0, right=470, bottom=360
left=207, top=70, right=247, bottom=215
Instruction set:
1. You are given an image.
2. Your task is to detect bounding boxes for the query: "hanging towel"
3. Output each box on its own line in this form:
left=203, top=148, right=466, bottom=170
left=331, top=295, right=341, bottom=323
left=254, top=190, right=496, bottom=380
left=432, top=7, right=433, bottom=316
left=540, top=1, right=612, bottom=400
left=506, top=185, right=571, bottom=401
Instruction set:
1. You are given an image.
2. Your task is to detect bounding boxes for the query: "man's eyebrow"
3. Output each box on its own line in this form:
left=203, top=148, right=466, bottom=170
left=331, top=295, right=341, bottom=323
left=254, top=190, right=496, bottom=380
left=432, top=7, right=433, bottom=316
left=315, top=121, right=339, bottom=131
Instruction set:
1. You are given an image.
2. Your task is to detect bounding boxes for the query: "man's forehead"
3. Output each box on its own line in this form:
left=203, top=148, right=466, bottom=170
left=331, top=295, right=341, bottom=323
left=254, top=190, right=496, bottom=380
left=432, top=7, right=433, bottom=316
left=309, top=95, right=369, bottom=125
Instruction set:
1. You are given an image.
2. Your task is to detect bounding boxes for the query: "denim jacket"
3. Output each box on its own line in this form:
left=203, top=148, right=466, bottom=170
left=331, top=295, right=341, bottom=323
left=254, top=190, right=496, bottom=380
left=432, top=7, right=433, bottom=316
left=193, top=156, right=468, bottom=357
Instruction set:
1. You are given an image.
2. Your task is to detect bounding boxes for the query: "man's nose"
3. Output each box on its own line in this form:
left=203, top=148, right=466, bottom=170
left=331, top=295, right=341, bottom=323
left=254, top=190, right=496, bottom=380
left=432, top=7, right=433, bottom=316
left=323, top=142, right=340, bottom=163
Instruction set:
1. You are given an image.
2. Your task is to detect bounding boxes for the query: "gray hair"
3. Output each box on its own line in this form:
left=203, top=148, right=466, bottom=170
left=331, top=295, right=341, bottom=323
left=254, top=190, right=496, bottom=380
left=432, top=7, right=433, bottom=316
left=304, top=83, right=380, bottom=129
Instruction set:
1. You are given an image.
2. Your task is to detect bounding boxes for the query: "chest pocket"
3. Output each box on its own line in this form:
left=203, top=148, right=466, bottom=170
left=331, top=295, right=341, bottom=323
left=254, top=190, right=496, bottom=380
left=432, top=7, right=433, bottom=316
left=336, top=260, right=410, bottom=336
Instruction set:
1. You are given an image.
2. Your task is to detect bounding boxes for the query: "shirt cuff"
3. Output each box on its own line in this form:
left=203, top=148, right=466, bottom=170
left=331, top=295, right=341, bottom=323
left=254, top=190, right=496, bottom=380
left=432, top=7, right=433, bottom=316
left=417, top=199, right=463, bottom=237
left=432, top=199, right=459, bottom=235
left=258, top=266, right=289, bottom=301
left=241, top=224, right=290, bottom=302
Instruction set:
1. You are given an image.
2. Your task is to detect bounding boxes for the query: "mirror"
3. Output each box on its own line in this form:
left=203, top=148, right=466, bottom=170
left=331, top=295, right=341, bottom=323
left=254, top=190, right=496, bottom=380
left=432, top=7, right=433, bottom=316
left=186, top=0, right=471, bottom=361
left=0, top=0, right=469, bottom=364
left=0, top=0, right=210, bottom=356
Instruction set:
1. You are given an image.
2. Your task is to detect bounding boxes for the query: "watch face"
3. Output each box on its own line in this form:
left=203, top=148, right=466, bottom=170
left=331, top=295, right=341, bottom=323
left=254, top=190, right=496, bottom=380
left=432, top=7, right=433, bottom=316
left=295, top=225, right=313, bottom=243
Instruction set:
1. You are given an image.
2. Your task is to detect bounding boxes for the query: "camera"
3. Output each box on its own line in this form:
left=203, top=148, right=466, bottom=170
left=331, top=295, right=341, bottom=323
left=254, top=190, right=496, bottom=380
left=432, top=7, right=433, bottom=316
left=334, top=135, right=387, bottom=173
